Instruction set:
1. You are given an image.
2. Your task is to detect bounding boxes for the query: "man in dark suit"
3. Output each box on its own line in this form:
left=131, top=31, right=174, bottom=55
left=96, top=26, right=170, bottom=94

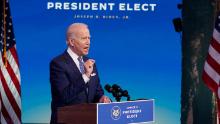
left=50, top=23, right=110, bottom=123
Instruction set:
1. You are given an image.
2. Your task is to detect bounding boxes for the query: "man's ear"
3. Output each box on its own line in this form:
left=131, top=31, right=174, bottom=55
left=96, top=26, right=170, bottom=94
left=68, top=39, right=74, bottom=47
left=70, top=40, right=74, bottom=47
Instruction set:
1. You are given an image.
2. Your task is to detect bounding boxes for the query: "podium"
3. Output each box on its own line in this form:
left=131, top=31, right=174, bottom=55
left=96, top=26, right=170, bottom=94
left=57, top=100, right=154, bottom=124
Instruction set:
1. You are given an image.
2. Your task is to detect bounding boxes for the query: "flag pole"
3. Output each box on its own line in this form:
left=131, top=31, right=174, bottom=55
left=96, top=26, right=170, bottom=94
left=216, top=95, right=219, bottom=124
left=217, top=98, right=220, bottom=124
left=3, top=0, right=7, bottom=67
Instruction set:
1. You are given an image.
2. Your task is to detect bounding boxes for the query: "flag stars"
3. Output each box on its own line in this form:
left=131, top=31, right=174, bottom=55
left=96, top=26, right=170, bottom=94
left=6, top=43, right=9, bottom=47
left=9, top=23, right=12, bottom=26
left=8, top=29, right=11, bottom=33
left=13, top=38, right=15, bottom=41
left=7, top=37, right=10, bottom=40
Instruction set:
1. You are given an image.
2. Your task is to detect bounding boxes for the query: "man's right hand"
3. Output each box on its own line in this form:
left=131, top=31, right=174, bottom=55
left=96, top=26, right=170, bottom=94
left=84, top=59, right=95, bottom=78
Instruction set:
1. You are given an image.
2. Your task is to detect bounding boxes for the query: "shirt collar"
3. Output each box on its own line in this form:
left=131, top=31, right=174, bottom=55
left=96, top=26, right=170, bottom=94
left=67, top=47, right=81, bottom=61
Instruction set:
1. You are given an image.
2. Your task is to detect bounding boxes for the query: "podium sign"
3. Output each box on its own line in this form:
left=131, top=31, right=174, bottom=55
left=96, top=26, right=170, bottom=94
left=57, top=100, right=154, bottom=124
left=97, top=100, right=154, bottom=124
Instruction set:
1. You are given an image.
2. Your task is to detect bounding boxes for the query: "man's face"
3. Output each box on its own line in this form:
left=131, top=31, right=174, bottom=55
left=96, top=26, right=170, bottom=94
left=70, top=27, right=90, bottom=56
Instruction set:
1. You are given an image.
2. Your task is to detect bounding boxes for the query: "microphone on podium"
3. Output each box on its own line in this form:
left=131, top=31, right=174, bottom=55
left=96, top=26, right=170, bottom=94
left=104, top=84, right=130, bottom=102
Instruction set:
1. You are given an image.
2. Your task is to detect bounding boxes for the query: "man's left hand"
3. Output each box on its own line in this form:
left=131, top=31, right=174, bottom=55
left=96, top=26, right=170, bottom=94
left=99, top=95, right=111, bottom=103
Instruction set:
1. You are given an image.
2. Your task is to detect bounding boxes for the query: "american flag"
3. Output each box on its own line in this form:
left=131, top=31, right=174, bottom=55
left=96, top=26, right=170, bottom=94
left=202, top=13, right=220, bottom=122
left=0, top=0, right=21, bottom=123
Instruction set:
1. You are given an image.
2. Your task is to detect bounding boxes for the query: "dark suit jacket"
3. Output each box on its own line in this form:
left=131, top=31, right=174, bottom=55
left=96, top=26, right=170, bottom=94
left=49, top=51, right=104, bottom=124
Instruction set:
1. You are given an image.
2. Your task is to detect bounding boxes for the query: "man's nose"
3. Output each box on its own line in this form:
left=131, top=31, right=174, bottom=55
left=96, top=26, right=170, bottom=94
left=86, top=38, right=90, bottom=45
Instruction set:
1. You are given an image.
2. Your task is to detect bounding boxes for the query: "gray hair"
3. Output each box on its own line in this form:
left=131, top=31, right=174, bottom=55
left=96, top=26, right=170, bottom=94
left=66, top=23, right=88, bottom=40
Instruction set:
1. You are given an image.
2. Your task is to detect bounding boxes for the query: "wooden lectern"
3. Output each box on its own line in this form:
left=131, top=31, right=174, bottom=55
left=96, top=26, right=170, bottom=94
left=57, top=103, right=97, bottom=124
left=57, top=100, right=154, bottom=124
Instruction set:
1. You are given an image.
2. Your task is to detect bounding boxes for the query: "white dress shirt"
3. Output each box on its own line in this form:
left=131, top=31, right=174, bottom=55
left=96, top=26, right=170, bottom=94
left=67, top=47, right=90, bottom=83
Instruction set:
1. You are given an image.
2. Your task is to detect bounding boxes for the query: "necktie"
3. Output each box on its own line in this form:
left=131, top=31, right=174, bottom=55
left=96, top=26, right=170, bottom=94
left=78, top=57, right=89, bottom=94
left=78, top=57, right=85, bottom=74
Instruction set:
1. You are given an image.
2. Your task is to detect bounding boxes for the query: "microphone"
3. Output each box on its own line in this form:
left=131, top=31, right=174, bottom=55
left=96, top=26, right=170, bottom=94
left=112, top=84, right=122, bottom=92
left=122, top=90, right=128, bottom=97
left=105, top=84, right=120, bottom=98
left=104, top=84, right=112, bottom=93
left=104, top=84, right=130, bottom=102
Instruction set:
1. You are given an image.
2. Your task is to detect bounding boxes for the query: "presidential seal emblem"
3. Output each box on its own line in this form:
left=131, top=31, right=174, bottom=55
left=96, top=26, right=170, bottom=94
left=111, top=106, right=121, bottom=120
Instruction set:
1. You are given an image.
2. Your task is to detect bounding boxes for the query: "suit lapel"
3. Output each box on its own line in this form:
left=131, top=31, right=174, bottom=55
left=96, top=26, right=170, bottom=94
left=62, top=51, right=89, bottom=102
left=63, top=51, right=82, bottom=77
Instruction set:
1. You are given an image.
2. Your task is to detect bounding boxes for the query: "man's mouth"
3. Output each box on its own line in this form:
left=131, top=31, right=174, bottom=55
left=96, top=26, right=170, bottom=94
left=84, top=47, right=89, bottom=51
